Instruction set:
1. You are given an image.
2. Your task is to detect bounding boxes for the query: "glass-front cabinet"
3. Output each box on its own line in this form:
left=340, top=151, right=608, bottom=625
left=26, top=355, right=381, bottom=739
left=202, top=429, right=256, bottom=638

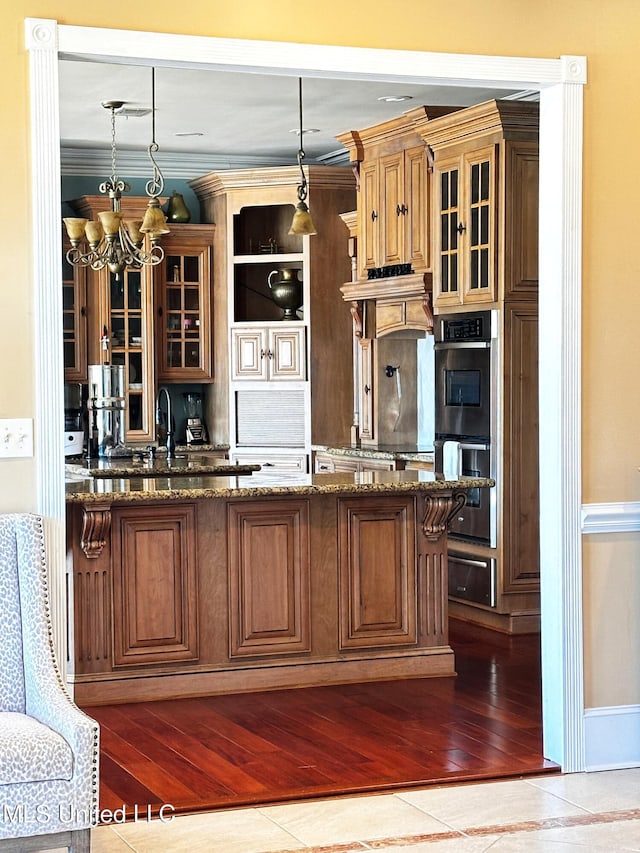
left=62, top=239, right=87, bottom=382
left=64, top=196, right=216, bottom=446
left=104, top=266, right=153, bottom=439
left=433, top=146, right=496, bottom=309
left=155, top=225, right=215, bottom=382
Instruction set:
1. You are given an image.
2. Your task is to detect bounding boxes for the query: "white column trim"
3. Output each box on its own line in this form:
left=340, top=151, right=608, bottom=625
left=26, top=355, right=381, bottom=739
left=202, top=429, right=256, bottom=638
left=25, top=18, right=586, bottom=770
left=538, top=78, right=585, bottom=772
left=24, top=18, right=67, bottom=675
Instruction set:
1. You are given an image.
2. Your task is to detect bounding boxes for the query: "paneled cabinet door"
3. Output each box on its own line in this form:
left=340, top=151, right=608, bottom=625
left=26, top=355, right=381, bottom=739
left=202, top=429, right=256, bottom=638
left=228, top=499, right=311, bottom=658
left=155, top=225, right=214, bottom=382
left=111, top=504, right=199, bottom=667
left=358, top=159, right=380, bottom=278
left=231, top=326, right=306, bottom=381
left=358, top=337, right=375, bottom=443
left=358, top=146, right=428, bottom=279
left=338, top=495, right=417, bottom=649
left=433, top=146, right=497, bottom=309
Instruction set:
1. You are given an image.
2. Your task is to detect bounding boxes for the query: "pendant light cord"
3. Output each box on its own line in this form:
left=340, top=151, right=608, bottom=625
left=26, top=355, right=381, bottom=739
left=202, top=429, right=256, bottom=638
left=296, top=77, right=308, bottom=203
left=146, top=67, right=165, bottom=198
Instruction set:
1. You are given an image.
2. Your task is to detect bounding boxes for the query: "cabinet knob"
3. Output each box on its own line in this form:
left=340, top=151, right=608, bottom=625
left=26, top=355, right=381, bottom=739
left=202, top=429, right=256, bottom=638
left=371, top=210, right=378, bottom=222
left=364, top=384, right=370, bottom=394
left=397, top=203, right=408, bottom=216
left=457, top=222, right=466, bottom=234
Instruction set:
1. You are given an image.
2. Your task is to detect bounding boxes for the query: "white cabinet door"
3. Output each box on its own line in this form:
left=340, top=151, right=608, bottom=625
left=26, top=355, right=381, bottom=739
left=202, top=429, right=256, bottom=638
left=270, top=328, right=306, bottom=380
left=231, top=328, right=268, bottom=380
left=231, top=326, right=305, bottom=381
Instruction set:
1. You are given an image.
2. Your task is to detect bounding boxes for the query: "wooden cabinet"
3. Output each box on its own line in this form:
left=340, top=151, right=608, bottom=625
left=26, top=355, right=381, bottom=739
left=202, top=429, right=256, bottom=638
left=433, top=146, right=496, bottom=307
left=419, top=101, right=539, bottom=311
left=501, top=301, right=539, bottom=595
left=358, top=337, right=375, bottom=443
left=445, top=301, right=540, bottom=633
left=231, top=325, right=305, bottom=381
left=68, top=198, right=215, bottom=443
left=336, top=109, right=456, bottom=282
left=155, top=224, right=215, bottom=382
left=191, top=166, right=356, bottom=463
left=227, top=499, right=310, bottom=657
left=62, top=238, right=88, bottom=382
left=338, top=495, right=416, bottom=649
left=111, top=503, right=199, bottom=667
left=88, top=262, right=156, bottom=443
left=68, top=485, right=464, bottom=704
left=357, top=145, right=429, bottom=278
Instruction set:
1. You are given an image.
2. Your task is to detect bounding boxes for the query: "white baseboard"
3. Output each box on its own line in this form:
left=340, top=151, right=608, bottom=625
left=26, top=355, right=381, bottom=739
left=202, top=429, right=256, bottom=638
left=584, top=704, right=640, bottom=770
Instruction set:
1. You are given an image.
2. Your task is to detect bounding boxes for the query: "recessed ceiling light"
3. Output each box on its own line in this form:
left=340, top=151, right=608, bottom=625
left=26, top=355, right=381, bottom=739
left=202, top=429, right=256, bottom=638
left=289, top=128, right=320, bottom=135
left=115, top=107, right=152, bottom=118
left=377, top=95, right=414, bottom=103
left=174, top=131, right=204, bottom=137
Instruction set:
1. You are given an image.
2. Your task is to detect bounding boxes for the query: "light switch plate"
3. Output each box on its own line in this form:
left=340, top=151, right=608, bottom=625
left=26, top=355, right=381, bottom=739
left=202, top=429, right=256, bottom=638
left=0, top=418, right=34, bottom=458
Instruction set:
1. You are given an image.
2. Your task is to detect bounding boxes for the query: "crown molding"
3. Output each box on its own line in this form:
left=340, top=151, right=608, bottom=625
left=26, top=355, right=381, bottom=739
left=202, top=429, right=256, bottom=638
left=60, top=146, right=350, bottom=179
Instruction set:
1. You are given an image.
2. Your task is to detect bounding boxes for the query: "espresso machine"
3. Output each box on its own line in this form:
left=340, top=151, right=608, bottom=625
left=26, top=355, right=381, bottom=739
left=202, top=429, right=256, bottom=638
left=183, top=392, right=208, bottom=446
left=63, top=382, right=85, bottom=457
left=87, top=364, right=131, bottom=457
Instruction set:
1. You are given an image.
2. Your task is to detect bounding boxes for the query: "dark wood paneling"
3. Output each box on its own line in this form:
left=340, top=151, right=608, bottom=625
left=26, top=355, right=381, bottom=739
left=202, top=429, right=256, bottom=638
left=228, top=499, right=310, bottom=657
left=503, top=302, right=540, bottom=591
left=112, top=504, right=198, bottom=666
left=338, top=496, right=417, bottom=649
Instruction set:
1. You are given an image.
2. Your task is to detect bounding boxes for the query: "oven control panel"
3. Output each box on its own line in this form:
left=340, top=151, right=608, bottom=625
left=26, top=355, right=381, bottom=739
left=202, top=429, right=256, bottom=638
left=437, top=311, right=492, bottom=343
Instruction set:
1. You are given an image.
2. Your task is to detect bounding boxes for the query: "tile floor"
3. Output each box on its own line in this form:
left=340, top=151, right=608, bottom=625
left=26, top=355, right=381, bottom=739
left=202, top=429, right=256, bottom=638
left=73, top=768, right=640, bottom=852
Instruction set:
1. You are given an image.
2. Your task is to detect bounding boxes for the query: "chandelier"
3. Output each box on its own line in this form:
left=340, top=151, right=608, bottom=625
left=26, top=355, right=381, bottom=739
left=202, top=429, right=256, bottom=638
left=63, top=67, right=169, bottom=277
left=288, top=77, right=317, bottom=236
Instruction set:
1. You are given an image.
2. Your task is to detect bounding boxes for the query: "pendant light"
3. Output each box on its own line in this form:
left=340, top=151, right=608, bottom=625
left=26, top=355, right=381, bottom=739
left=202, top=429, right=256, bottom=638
left=288, top=77, right=317, bottom=236
left=63, top=67, right=170, bottom=277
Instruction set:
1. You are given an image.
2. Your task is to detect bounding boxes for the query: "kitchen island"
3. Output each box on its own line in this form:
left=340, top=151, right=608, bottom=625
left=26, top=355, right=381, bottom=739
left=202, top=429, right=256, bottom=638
left=66, top=469, right=492, bottom=706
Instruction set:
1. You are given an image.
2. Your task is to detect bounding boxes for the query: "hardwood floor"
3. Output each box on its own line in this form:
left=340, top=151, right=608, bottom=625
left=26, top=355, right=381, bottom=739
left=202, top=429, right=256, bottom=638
left=84, top=619, right=558, bottom=817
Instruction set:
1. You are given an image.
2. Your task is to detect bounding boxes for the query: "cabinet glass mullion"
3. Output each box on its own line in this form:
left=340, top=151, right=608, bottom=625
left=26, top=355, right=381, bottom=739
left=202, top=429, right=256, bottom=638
left=108, top=269, right=144, bottom=433
left=62, top=248, right=87, bottom=381
left=165, top=255, right=202, bottom=370
left=439, top=168, right=459, bottom=295
left=468, top=157, right=492, bottom=293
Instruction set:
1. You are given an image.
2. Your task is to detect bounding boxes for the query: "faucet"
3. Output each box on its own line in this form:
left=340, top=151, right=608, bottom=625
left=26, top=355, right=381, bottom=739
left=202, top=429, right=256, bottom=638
left=156, top=387, right=175, bottom=458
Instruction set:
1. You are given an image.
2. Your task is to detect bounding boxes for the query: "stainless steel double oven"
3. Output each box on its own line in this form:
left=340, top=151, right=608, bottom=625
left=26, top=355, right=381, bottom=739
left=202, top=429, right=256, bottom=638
left=434, top=310, right=498, bottom=607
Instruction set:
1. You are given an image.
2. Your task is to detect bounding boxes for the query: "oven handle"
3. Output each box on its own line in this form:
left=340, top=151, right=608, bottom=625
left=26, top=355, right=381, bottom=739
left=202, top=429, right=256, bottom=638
left=450, top=555, right=494, bottom=569
left=434, top=341, right=491, bottom=350
left=436, top=440, right=490, bottom=452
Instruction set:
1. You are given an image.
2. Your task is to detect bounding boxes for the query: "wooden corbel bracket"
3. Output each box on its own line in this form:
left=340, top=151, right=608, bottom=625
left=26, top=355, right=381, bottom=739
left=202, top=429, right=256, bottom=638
left=350, top=300, right=364, bottom=338
left=421, top=491, right=467, bottom=542
left=80, top=502, right=112, bottom=559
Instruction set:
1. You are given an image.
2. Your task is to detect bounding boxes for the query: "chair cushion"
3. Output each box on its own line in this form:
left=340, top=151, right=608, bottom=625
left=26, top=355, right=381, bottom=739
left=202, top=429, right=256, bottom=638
left=0, top=712, right=73, bottom=784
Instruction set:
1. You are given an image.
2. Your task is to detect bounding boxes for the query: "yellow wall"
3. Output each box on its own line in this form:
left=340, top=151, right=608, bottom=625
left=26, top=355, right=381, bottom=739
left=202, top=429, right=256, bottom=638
left=2, top=0, right=640, bottom=707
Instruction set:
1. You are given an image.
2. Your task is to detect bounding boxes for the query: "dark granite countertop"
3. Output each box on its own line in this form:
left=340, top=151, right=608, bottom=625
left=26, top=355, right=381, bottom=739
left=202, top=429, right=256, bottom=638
left=312, top=444, right=434, bottom=462
left=66, top=455, right=258, bottom=479
left=65, top=468, right=493, bottom=504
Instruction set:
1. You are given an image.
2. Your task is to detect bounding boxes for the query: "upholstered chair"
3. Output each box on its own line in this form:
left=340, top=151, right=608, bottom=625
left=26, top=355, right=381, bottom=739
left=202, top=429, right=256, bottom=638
left=0, top=513, right=99, bottom=853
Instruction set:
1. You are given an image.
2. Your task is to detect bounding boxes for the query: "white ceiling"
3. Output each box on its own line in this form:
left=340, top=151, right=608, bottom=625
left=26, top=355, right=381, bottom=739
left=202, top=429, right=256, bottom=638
left=58, top=60, right=531, bottom=176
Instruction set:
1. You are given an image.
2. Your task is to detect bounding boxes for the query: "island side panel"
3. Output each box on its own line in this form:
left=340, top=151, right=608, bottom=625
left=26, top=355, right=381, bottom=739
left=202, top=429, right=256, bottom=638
left=70, top=488, right=459, bottom=705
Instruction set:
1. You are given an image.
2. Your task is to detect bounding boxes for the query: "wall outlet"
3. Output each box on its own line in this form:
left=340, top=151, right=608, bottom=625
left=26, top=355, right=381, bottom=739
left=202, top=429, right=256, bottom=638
left=0, top=418, right=34, bottom=458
